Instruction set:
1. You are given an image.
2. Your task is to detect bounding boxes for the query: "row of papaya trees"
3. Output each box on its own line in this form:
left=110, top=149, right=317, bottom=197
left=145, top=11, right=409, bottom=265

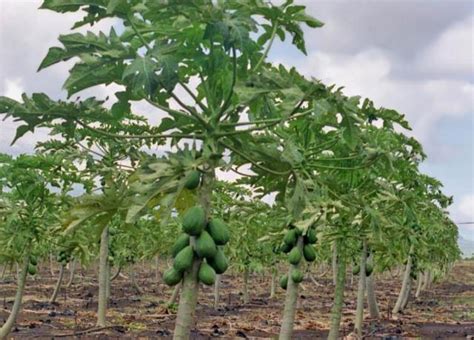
left=0, top=1, right=460, bottom=339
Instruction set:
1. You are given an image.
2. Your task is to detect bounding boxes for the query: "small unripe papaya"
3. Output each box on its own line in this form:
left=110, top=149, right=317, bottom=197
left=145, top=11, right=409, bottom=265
left=208, top=248, right=229, bottom=274
left=365, top=263, right=374, bottom=276
left=195, top=231, right=217, bottom=259
left=182, top=206, right=206, bottom=236
left=207, top=218, right=230, bottom=245
left=184, top=170, right=201, bottom=190
left=171, top=233, right=190, bottom=257
left=305, top=228, right=317, bottom=244
left=352, top=265, right=360, bottom=275
left=27, top=263, right=37, bottom=276
left=163, top=267, right=183, bottom=286
left=283, top=229, right=297, bottom=247
left=173, top=245, right=194, bottom=272
left=303, top=244, right=316, bottom=262
left=279, top=275, right=288, bottom=290
left=288, top=247, right=302, bottom=265
left=291, top=269, right=304, bottom=284
left=198, top=262, right=216, bottom=285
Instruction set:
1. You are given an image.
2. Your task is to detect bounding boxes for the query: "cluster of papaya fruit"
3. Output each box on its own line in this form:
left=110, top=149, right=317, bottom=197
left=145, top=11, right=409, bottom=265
left=279, top=226, right=317, bottom=289
left=352, top=262, right=374, bottom=276
left=163, top=170, right=230, bottom=287
left=27, top=256, right=38, bottom=276
left=57, top=250, right=71, bottom=265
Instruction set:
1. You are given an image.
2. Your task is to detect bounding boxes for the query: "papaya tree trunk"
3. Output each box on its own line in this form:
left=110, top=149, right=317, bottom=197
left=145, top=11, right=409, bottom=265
left=401, top=277, right=412, bottom=310
left=173, top=163, right=215, bottom=340
left=366, top=273, right=379, bottom=319
left=279, top=236, right=304, bottom=340
left=0, top=252, right=30, bottom=339
left=167, top=282, right=181, bottom=307
left=415, top=274, right=423, bottom=298
left=243, top=267, right=250, bottom=304
left=97, top=226, right=109, bottom=327
left=270, top=268, right=277, bottom=299
left=332, top=242, right=338, bottom=286
left=213, top=274, right=220, bottom=310
left=155, top=256, right=160, bottom=282
left=327, top=241, right=347, bottom=340
left=49, top=263, right=65, bottom=304
left=110, top=265, right=121, bottom=281
left=130, top=265, right=143, bottom=295
left=66, top=259, right=76, bottom=288
left=422, top=270, right=431, bottom=291
left=354, top=240, right=367, bottom=338
left=49, top=252, right=55, bottom=277
left=392, top=248, right=412, bottom=315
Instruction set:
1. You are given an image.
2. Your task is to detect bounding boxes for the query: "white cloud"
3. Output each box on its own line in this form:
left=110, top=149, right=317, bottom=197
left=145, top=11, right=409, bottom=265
left=417, top=15, right=474, bottom=76
left=457, top=194, right=474, bottom=222
left=3, top=78, right=24, bottom=100
left=297, top=48, right=474, bottom=145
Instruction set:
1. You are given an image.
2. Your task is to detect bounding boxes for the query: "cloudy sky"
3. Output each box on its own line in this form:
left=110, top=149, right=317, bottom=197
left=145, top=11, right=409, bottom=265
left=1, top=1, right=473, bottom=239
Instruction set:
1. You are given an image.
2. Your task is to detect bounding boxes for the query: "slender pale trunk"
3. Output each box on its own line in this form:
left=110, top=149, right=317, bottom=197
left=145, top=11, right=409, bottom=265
left=97, top=226, right=109, bottom=327
left=167, top=282, right=181, bottom=307
left=279, top=237, right=304, bottom=340
left=0, top=252, right=30, bottom=339
left=365, top=253, right=379, bottom=320
left=130, top=265, right=142, bottom=294
left=110, top=265, right=121, bottom=281
left=213, top=275, right=220, bottom=309
left=392, top=248, right=413, bottom=315
left=270, top=268, right=277, bottom=299
left=332, top=242, right=338, bottom=285
left=354, top=240, right=367, bottom=338
left=327, top=241, right=347, bottom=340
left=415, top=274, right=423, bottom=298
left=401, top=278, right=411, bottom=310
left=155, top=256, right=160, bottom=282
left=49, top=263, right=65, bottom=304
left=66, top=259, right=76, bottom=288
left=49, top=252, right=55, bottom=276
left=243, top=267, right=250, bottom=304
left=173, top=162, right=215, bottom=340
left=421, top=271, right=431, bottom=291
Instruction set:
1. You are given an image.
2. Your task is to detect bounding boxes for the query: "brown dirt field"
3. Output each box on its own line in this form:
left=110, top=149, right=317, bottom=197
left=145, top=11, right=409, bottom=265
left=1, top=261, right=473, bottom=339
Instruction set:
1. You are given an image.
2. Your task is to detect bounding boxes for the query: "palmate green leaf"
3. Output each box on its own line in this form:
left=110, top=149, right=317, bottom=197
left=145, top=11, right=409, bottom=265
left=64, top=58, right=124, bottom=97
left=40, top=0, right=106, bottom=13
left=122, top=56, right=159, bottom=97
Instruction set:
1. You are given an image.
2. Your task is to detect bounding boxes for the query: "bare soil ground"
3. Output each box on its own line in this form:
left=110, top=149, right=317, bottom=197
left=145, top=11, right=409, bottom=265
left=1, top=261, right=473, bottom=339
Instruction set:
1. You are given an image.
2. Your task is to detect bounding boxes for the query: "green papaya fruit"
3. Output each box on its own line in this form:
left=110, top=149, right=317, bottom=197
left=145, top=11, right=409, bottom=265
left=303, top=244, right=317, bottom=262
left=196, top=231, right=217, bottom=259
left=279, top=275, right=288, bottom=290
left=208, top=248, right=229, bottom=274
left=207, top=218, right=230, bottom=245
left=291, top=269, right=304, bottom=284
left=182, top=206, right=206, bottom=236
left=283, top=229, right=297, bottom=247
left=171, top=233, right=190, bottom=257
left=280, top=242, right=292, bottom=253
left=198, top=262, right=216, bottom=285
left=288, top=247, right=302, bottom=265
left=305, top=228, right=317, bottom=244
left=280, top=275, right=288, bottom=290
left=184, top=170, right=201, bottom=190
left=27, top=263, right=37, bottom=276
left=173, top=245, right=194, bottom=272
left=163, top=267, right=183, bottom=286
left=29, top=256, right=38, bottom=266
left=365, top=263, right=374, bottom=276
left=352, top=265, right=360, bottom=275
